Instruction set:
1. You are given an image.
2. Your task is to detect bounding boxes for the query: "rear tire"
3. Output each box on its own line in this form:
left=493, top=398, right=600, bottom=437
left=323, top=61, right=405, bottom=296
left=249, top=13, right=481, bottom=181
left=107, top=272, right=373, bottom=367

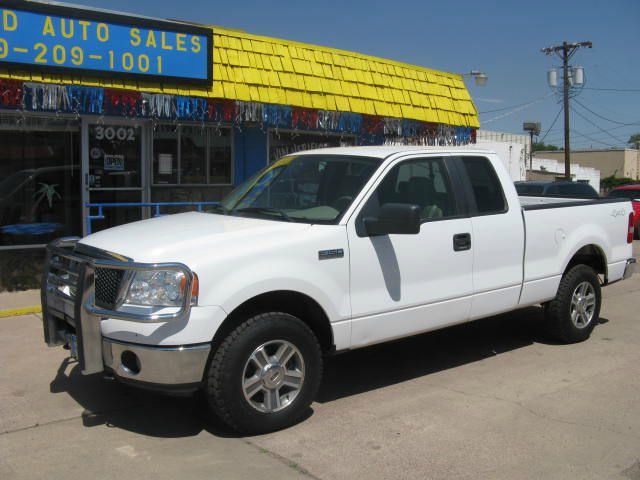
left=544, top=264, right=601, bottom=343
left=205, top=312, right=322, bottom=434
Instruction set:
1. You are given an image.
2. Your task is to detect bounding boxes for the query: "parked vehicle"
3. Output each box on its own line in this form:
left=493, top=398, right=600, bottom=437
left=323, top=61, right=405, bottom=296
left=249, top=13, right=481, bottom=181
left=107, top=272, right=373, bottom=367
left=515, top=180, right=599, bottom=198
left=42, top=146, right=636, bottom=433
left=607, top=185, right=640, bottom=239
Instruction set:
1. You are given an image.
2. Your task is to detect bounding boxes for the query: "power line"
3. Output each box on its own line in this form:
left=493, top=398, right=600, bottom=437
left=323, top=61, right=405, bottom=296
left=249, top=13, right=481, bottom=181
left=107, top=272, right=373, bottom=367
left=543, top=123, right=638, bottom=143
left=545, top=123, right=636, bottom=136
left=570, top=106, right=628, bottom=145
left=573, top=98, right=640, bottom=126
left=583, top=87, right=640, bottom=93
left=478, top=93, right=553, bottom=114
left=571, top=128, right=617, bottom=148
left=538, top=106, right=563, bottom=143
left=481, top=94, right=554, bottom=124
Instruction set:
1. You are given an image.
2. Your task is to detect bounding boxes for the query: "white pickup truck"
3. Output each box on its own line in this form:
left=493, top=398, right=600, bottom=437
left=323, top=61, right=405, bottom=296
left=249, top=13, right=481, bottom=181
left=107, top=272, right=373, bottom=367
left=42, top=146, right=636, bottom=433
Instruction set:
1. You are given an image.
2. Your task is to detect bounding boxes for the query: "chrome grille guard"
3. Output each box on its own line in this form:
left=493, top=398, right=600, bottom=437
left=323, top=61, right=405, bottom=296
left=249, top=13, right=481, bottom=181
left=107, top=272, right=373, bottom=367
left=41, top=237, right=196, bottom=375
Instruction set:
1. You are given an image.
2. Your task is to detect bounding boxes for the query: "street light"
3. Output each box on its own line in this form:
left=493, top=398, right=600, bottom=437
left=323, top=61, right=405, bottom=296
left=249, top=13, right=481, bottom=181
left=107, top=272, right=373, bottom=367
left=523, top=122, right=541, bottom=172
left=466, top=70, right=488, bottom=86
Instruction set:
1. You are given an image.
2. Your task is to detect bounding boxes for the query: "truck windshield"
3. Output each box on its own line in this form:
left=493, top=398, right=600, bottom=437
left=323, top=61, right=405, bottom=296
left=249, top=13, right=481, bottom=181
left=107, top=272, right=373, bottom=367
left=219, top=154, right=382, bottom=224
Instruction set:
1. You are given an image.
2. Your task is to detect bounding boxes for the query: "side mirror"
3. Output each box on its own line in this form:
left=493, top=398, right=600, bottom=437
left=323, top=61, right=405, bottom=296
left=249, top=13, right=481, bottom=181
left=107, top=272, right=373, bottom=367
left=363, top=203, right=421, bottom=236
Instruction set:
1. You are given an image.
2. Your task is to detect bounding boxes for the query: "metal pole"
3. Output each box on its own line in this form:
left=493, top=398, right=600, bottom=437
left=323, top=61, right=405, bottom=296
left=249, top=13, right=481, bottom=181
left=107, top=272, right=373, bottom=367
left=529, top=130, right=534, bottom=171
left=562, top=42, right=571, bottom=180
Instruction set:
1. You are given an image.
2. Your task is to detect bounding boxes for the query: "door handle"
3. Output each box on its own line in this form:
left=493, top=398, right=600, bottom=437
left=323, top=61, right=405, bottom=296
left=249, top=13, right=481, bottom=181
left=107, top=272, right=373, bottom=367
left=453, top=233, right=471, bottom=251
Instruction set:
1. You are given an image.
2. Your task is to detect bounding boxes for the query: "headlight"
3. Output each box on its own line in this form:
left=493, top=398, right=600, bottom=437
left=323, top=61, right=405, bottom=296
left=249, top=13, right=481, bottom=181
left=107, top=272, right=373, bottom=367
left=124, top=270, right=195, bottom=307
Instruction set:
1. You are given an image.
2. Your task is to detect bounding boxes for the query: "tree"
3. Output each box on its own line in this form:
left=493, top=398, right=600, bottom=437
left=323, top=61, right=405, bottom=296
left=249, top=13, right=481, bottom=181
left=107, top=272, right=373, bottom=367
left=532, top=142, right=561, bottom=152
left=628, top=133, right=640, bottom=148
left=601, top=175, right=635, bottom=192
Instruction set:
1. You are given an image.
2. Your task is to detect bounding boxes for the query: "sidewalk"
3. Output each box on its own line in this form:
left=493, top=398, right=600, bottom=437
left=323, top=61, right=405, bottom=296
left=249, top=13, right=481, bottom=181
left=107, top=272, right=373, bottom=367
left=0, top=289, right=41, bottom=316
left=0, top=313, right=311, bottom=480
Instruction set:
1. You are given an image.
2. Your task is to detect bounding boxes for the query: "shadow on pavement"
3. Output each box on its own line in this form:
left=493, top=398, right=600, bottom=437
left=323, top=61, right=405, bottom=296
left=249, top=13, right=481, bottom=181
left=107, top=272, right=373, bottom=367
left=318, top=306, right=570, bottom=403
left=48, top=306, right=603, bottom=437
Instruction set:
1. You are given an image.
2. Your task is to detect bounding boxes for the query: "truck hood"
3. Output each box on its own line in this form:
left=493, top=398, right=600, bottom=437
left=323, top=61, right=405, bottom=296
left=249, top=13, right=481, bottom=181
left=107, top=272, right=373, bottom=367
left=79, top=211, right=311, bottom=265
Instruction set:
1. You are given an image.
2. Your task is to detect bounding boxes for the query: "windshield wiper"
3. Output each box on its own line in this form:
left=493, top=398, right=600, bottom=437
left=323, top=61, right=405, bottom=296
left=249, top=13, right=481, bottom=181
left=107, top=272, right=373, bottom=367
left=232, top=207, right=294, bottom=222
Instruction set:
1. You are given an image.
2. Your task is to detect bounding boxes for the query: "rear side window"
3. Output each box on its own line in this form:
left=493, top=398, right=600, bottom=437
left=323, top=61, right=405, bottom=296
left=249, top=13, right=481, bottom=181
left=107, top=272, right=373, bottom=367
left=461, top=157, right=507, bottom=214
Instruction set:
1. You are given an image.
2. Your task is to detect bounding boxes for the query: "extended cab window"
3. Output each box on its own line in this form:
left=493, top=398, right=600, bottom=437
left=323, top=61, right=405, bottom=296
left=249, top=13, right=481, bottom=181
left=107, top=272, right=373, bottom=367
left=360, top=157, right=458, bottom=223
left=461, top=157, right=507, bottom=215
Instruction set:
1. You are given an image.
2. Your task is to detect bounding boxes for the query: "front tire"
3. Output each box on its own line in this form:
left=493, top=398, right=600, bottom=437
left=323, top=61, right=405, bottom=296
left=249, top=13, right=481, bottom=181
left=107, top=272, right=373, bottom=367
left=205, top=312, right=322, bottom=434
left=544, top=264, right=601, bottom=343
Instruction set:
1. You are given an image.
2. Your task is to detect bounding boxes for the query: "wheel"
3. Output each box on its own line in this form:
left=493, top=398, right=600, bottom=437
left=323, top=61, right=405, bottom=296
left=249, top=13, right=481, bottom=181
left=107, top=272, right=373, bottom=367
left=205, top=312, right=322, bottom=434
left=544, top=264, right=601, bottom=343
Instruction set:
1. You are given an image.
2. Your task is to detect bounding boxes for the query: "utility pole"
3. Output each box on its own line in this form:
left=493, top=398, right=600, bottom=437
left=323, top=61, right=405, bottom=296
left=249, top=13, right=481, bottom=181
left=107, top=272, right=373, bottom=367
left=541, top=41, right=592, bottom=180
left=523, top=122, right=541, bottom=174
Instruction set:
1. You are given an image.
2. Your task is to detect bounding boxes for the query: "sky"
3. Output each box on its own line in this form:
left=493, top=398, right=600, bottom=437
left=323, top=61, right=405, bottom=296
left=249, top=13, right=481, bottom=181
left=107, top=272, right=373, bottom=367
left=72, top=0, right=640, bottom=149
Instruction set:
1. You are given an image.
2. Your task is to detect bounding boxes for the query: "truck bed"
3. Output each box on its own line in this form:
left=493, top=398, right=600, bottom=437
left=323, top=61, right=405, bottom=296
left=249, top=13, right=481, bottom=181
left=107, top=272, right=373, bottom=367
left=518, top=195, right=632, bottom=306
left=519, top=195, right=626, bottom=210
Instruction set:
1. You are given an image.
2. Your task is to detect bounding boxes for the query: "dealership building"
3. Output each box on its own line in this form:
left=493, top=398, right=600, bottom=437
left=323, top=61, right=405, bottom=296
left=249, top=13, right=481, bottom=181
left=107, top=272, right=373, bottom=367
left=0, top=1, right=479, bottom=290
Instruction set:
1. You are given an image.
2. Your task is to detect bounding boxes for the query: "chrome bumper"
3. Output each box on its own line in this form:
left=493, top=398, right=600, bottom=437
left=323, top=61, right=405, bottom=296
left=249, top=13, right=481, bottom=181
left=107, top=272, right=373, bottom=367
left=623, top=258, right=637, bottom=280
left=41, top=237, right=199, bottom=380
left=103, top=338, right=210, bottom=386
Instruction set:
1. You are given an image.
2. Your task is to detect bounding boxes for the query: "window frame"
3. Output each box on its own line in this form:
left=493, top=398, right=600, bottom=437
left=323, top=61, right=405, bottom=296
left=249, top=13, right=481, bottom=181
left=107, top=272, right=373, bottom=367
left=452, top=155, right=509, bottom=217
left=151, top=123, right=234, bottom=187
left=353, top=155, right=468, bottom=236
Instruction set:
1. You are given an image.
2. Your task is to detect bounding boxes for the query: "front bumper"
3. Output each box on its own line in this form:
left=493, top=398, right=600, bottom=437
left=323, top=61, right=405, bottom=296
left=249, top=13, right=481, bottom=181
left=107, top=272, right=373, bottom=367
left=103, top=338, right=210, bottom=390
left=41, top=237, right=207, bottom=390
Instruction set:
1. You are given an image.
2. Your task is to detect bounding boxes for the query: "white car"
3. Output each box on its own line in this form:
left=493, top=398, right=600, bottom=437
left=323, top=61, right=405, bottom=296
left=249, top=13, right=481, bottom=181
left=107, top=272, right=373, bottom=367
left=42, top=146, right=636, bottom=433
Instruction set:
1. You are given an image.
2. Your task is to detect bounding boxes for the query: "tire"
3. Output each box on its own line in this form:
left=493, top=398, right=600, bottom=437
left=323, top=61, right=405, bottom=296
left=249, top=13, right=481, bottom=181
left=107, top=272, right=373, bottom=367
left=544, top=264, right=601, bottom=343
left=205, top=312, right=322, bottom=434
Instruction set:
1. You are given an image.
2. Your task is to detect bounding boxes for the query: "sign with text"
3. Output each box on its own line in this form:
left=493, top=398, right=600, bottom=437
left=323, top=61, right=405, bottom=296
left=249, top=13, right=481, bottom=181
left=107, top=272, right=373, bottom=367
left=0, top=1, right=212, bottom=85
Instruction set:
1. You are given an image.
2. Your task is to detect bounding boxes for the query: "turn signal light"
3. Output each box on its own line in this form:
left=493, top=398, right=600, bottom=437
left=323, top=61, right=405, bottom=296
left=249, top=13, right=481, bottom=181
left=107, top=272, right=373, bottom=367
left=180, top=273, right=199, bottom=304
left=629, top=212, right=635, bottom=244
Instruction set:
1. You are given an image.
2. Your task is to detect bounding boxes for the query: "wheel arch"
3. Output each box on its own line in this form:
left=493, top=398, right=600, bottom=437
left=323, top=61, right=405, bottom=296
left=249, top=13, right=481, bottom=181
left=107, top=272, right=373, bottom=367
left=563, top=243, right=607, bottom=280
left=210, top=290, right=335, bottom=355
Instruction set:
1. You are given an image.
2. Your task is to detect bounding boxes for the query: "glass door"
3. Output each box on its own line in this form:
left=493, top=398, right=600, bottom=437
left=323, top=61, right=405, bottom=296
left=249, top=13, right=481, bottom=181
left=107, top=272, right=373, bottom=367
left=82, top=119, right=148, bottom=235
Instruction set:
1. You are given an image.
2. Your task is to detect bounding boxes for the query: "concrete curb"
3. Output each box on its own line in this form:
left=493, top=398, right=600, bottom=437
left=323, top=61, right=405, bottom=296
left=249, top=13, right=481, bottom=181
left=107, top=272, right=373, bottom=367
left=0, top=306, right=42, bottom=318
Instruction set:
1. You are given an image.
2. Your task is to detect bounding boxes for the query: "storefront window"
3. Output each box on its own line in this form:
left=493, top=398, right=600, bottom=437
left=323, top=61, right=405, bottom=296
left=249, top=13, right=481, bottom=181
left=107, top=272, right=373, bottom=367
left=0, top=119, right=80, bottom=292
left=152, top=124, right=178, bottom=184
left=88, top=124, right=142, bottom=189
left=269, top=131, right=356, bottom=164
left=210, top=129, right=233, bottom=184
left=152, top=125, right=232, bottom=185
left=181, top=126, right=207, bottom=184
left=0, top=125, right=80, bottom=248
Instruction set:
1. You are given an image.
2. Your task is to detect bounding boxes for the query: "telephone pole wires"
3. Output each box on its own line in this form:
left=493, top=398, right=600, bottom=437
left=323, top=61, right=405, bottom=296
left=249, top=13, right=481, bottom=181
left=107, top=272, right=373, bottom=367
left=541, top=41, right=592, bottom=179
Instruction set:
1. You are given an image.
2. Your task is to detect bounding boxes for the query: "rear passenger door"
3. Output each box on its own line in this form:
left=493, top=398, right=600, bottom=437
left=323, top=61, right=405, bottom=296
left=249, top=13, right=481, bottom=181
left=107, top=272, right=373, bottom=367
left=455, top=156, right=525, bottom=319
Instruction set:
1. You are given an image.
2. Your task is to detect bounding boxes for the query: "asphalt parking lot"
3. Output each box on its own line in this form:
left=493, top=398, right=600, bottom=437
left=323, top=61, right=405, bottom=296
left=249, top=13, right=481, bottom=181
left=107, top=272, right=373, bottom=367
left=1, top=242, right=639, bottom=480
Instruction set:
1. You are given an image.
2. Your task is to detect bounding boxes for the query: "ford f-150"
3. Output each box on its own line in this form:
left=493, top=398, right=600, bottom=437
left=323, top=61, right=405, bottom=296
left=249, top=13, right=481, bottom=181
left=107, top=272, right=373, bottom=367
left=41, top=146, right=636, bottom=433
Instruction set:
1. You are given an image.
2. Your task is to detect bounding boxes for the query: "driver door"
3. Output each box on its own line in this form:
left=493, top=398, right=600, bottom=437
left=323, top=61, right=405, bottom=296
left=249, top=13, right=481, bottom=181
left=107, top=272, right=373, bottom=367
left=347, top=155, right=474, bottom=348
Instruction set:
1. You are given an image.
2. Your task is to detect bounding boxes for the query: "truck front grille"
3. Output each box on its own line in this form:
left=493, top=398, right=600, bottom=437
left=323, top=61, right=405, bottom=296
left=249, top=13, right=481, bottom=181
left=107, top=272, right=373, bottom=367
left=48, top=253, right=80, bottom=299
left=94, top=267, right=124, bottom=309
